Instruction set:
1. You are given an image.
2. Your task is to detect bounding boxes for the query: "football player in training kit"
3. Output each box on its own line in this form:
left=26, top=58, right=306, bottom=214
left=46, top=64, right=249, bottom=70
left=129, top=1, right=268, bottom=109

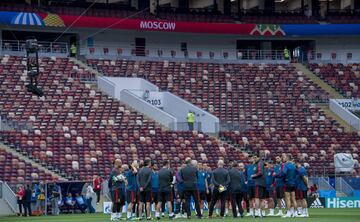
left=175, top=164, right=186, bottom=219
left=126, top=161, right=139, bottom=220
left=296, top=161, right=309, bottom=217
left=106, top=153, right=312, bottom=220
left=265, top=160, right=275, bottom=216
left=156, top=160, right=175, bottom=219
left=245, top=155, right=256, bottom=216
left=251, top=154, right=266, bottom=218
left=197, top=163, right=208, bottom=215
left=276, top=154, right=298, bottom=218
left=273, top=155, right=285, bottom=216
left=137, top=158, right=153, bottom=220
left=109, top=159, right=126, bottom=221
left=151, top=164, right=159, bottom=218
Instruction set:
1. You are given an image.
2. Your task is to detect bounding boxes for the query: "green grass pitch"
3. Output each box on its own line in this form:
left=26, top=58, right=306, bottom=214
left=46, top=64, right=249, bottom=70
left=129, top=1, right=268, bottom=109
left=0, top=209, right=360, bottom=222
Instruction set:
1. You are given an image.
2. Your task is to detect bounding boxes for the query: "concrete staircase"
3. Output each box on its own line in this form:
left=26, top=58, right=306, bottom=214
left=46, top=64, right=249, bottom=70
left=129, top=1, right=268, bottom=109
left=293, top=63, right=345, bottom=99
left=0, top=142, right=68, bottom=181
left=293, top=63, right=355, bottom=132
left=317, top=104, right=356, bottom=133
left=217, top=136, right=254, bottom=157
left=69, top=57, right=103, bottom=81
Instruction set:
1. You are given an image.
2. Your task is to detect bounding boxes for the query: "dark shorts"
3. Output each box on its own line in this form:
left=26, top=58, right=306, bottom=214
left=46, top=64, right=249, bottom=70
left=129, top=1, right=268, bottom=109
left=285, top=185, right=296, bottom=193
left=126, top=190, right=138, bottom=203
left=275, top=187, right=285, bottom=199
left=206, top=190, right=212, bottom=203
left=198, top=191, right=206, bottom=201
left=176, top=190, right=184, bottom=200
left=296, top=189, right=307, bottom=200
left=139, top=191, right=152, bottom=203
left=111, top=188, right=125, bottom=205
left=151, top=191, right=158, bottom=204
left=255, top=186, right=266, bottom=199
left=226, top=192, right=231, bottom=201
left=265, top=189, right=274, bottom=199
left=158, top=191, right=173, bottom=202
left=248, top=186, right=256, bottom=199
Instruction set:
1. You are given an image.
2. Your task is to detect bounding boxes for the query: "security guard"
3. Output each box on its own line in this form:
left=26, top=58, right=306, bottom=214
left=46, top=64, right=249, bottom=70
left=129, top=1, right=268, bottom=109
left=70, top=43, right=77, bottom=57
left=284, top=47, right=290, bottom=60
left=186, top=111, right=195, bottom=131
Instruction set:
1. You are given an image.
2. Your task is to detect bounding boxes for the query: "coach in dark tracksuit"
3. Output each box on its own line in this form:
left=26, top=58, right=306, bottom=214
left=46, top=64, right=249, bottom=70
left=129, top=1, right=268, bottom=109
left=208, top=160, right=230, bottom=218
left=137, top=158, right=152, bottom=220
left=180, top=159, right=202, bottom=219
left=228, top=162, right=245, bottom=218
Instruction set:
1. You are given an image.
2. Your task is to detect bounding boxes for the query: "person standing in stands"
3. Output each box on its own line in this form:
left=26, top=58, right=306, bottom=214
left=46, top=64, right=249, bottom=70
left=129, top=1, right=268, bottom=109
left=208, top=159, right=230, bottom=219
left=180, top=158, right=202, bottom=219
left=70, top=43, right=77, bottom=57
left=126, top=161, right=139, bottom=220
left=251, top=154, right=266, bottom=218
left=228, top=161, right=245, bottom=218
left=157, top=160, right=175, bottom=219
left=274, top=155, right=285, bottom=216
left=186, top=111, right=195, bottom=131
left=93, top=175, right=102, bottom=205
left=137, top=158, right=153, bottom=220
left=23, top=184, right=32, bottom=216
left=284, top=47, right=290, bottom=60
left=16, top=185, right=25, bottom=217
left=108, top=159, right=126, bottom=221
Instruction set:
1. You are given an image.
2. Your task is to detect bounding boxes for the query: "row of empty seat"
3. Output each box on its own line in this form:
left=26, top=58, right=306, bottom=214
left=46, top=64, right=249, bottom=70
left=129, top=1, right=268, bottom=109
left=0, top=55, right=245, bottom=182
left=309, top=63, right=360, bottom=98
left=0, top=148, right=57, bottom=184
left=86, top=58, right=359, bottom=174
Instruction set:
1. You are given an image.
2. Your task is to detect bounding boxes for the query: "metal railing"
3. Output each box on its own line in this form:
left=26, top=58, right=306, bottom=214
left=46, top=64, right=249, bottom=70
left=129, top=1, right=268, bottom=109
left=236, top=49, right=287, bottom=60
left=306, top=50, right=359, bottom=63
left=335, top=177, right=354, bottom=197
left=1, top=40, right=68, bottom=54
left=169, top=122, right=202, bottom=131
left=317, top=177, right=335, bottom=191
left=220, top=121, right=252, bottom=132
left=310, top=166, right=360, bottom=178
left=84, top=44, right=290, bottom=61
left=0, top=181, right=17, bottom=213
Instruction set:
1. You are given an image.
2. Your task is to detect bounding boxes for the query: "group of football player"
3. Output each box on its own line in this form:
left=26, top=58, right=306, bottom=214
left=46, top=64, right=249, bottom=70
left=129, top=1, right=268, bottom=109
left=108, top=152, right=309, bottom=220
